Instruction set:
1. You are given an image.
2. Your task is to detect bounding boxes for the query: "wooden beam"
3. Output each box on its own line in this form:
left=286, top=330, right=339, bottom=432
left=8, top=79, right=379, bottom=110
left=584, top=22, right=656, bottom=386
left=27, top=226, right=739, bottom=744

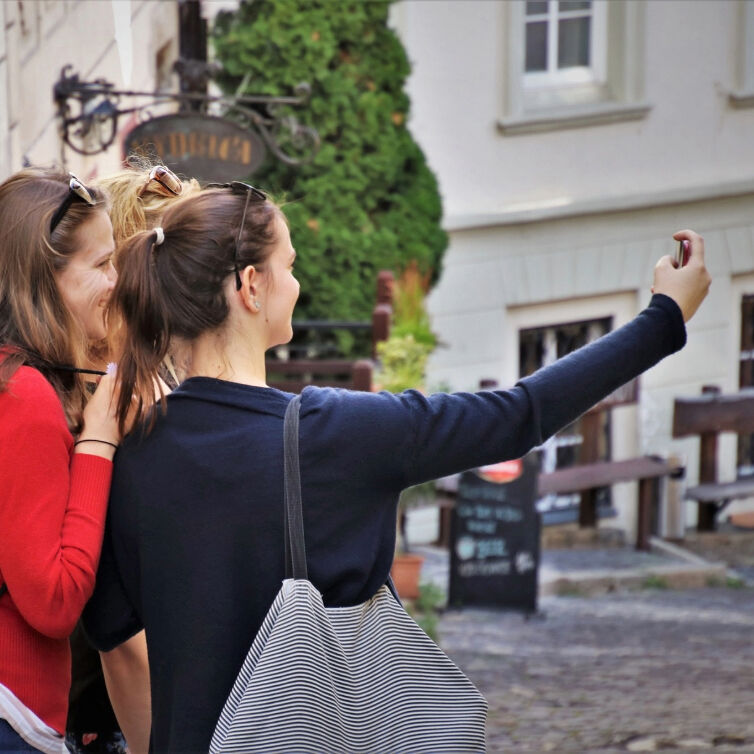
left=636, top=477, right=653, bottom=551
left=266, top=359, right=357, bottom=376
left=352, top=360, right=373, bottom=392
left=673, top=389, right=754, bottom=437
left=538, top=457, right=681, bottom=495
left=685, top=478, right=754, bottom=503
left=578, top=412, right=601, bottom=527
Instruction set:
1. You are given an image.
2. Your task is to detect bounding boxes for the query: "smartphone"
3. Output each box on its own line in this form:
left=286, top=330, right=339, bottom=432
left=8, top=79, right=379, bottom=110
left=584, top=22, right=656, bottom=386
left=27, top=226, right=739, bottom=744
left=676, top=240, right=690, bottom=268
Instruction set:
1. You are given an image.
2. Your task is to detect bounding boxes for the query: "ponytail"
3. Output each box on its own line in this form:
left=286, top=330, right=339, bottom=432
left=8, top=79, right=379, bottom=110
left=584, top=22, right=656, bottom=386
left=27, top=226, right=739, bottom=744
left=111, top=188, right=280, bottom=436
left=112, top=228, right=171, bottom=435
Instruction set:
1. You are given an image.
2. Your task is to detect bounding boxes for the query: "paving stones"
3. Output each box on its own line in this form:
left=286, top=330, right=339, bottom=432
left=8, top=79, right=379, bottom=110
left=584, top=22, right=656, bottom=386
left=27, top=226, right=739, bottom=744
left=436, top=588, right=754, bottom=752
left=415, top=532, right=754, bottom=751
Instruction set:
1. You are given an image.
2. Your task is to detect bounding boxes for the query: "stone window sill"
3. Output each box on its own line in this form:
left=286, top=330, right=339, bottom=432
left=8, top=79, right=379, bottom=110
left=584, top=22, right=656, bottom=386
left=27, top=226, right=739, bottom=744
left=498, top=101, right=652, bottom=136
left=729, top=90, right=754, bottom=109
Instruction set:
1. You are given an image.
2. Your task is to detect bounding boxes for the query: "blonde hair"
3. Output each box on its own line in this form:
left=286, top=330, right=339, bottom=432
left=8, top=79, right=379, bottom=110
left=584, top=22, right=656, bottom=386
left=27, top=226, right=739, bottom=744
left=97, top=162, right=200, bottom=250
left=0, top=168, right=109, bottom=430
left=98, top=161, right=199, bottom=385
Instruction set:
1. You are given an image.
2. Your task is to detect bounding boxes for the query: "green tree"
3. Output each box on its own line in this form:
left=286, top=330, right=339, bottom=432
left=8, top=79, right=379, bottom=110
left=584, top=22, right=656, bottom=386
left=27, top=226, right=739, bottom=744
left=213, top=0, right=447, bottom=343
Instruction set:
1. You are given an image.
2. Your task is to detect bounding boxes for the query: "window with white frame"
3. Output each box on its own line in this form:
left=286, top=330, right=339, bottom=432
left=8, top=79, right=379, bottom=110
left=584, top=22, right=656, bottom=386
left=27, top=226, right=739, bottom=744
left=730, top=0, right=754, bottom=107
left=519, top=316, right=614, bottom=524
left=524, top=1, right=606, bottom=89
left=499, top=0, right=649, bottom=134
left=737, top=295, right=754, bottom=476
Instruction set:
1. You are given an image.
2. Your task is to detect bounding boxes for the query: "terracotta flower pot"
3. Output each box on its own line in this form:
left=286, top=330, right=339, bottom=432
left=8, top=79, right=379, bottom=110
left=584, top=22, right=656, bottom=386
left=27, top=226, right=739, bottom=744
left=390, top=553, right=425, bottom=600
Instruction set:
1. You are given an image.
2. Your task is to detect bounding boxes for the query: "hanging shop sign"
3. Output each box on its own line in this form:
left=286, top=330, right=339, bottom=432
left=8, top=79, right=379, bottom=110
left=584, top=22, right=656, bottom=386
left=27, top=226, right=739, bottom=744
left=124, top=114, right=267, bottom=182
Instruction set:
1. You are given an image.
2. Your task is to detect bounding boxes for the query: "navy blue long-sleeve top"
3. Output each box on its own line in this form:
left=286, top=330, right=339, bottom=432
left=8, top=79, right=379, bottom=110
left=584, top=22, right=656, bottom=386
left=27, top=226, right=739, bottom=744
left=83, top=294, right=686, bottom=753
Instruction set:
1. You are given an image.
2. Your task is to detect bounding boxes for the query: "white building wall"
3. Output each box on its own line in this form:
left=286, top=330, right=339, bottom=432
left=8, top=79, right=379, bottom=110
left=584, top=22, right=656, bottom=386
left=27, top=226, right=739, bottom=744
left=0, top=0, right=178, bottom=182
left=392, top=0, right=754, bottom=536
left=393, top=0, right=754, bottom=222
left=0, top=1, right=11, bottom=181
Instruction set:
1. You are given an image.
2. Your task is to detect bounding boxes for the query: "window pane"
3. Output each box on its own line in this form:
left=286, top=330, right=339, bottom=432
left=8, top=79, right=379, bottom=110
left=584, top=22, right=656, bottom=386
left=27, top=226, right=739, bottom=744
left=526, top=1, right=548, bottom=14
left=520, top=317, right=613, bottom=525
left=738, top=295, right=754, bottom=476
left=559, top=1, right=591, bottom=10
left=525, top=21, right=548, bottom=72
left=558, top=16, right=590, bottom=68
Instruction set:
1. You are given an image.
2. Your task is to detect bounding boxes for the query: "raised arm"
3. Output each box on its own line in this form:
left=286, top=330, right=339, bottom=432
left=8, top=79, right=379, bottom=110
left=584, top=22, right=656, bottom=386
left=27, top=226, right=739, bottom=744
left=402, top=231, right=710, bottom=486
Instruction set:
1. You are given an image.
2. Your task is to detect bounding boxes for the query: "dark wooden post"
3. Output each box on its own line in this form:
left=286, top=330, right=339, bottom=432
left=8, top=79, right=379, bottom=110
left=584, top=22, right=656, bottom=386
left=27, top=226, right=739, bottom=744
left=636, top=477, right=654, bottom=550
left=177, top=0, right=208, bottom=112
left=697, top=384, right=721, bottom=531
left=578, top=411, right=601, bottom=527
left=352, top=360, right=372, bottom=392
left=372, top=270, right=394, bottom=358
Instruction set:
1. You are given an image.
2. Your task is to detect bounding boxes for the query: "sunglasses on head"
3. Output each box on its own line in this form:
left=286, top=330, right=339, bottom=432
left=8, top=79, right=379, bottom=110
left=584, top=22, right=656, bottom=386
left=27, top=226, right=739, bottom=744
left=206, top=181, right=268, bottom=290
left=50, top=174, right=95, bottom=234
left=139, top=165, right=183, bottom=199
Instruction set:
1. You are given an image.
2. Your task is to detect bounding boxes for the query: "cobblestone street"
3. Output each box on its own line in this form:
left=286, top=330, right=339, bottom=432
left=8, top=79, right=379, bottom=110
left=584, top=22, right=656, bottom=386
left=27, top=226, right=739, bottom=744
left=438, top=588, right=754, bottom=753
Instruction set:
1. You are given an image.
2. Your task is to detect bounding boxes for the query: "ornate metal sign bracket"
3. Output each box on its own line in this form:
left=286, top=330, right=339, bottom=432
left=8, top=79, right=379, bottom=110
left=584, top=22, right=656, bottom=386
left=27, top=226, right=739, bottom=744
left=53, top=65, right=320, bottom=170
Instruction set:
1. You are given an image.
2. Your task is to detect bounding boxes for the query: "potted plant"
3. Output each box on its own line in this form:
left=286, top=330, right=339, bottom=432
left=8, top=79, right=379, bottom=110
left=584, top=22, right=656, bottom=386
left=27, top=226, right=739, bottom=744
left=390, top=482, right=435, bottom=600
left=376, top=262, right=438, bottom=600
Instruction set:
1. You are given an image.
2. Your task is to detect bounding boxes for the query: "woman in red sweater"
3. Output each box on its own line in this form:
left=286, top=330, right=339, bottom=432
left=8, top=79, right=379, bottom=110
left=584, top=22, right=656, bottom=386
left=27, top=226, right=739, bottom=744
left=0, top=169, right=121, bottom=753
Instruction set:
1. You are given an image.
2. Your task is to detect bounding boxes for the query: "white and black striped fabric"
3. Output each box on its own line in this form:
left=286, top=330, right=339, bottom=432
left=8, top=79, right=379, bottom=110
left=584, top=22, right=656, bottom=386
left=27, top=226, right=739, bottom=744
left=209, top=395, right=488, bottom=754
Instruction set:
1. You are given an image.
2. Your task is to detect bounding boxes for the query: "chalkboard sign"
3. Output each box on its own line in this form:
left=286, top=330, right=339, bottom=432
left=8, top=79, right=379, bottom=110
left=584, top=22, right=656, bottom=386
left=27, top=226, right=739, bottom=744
left=448, top=454, right=540, bottom=613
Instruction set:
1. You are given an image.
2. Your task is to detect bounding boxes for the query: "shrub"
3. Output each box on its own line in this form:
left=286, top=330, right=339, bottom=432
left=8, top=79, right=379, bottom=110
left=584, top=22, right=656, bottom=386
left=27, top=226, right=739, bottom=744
left=376, top=261, right=437, bottom=392
left=391, top=260, right=436, bottom=347
left=213, top=0, right=447, bottom=344
left=376, top=335, right=433, bottom=393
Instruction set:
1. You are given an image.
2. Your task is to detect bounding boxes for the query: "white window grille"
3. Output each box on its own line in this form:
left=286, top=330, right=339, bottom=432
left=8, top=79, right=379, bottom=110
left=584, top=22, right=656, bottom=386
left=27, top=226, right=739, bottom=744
left=499, top=0, right=648, bottom=134
left=738, top=295, right=754, bottom=477
left=519, top=316, right=612, bottom=522
left=524, top=1, right=606, bottom=87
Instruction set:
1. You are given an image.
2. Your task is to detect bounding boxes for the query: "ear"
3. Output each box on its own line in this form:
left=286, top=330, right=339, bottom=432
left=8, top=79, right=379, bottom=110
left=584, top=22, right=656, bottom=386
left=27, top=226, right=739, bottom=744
left=237, top=264, right=262, bottom=314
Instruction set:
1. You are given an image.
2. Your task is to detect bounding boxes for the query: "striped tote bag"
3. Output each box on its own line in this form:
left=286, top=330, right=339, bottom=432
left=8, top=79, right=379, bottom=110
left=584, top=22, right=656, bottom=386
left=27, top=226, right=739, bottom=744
left=209, top=395, right=488, bottom=754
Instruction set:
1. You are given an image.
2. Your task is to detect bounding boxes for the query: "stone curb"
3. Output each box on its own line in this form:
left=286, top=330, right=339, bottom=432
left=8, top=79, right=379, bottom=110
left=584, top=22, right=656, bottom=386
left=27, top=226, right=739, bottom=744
left=539, top=561, right=729, bottom=597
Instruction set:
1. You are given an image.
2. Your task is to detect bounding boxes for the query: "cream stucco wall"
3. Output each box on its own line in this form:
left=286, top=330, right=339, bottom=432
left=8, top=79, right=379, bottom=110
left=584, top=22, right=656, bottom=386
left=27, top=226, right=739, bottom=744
left=392, top=0, right=754, bottom=532
left=0, top=0, right=179, bottom=182
left=392, top=0, right=754, bottom=224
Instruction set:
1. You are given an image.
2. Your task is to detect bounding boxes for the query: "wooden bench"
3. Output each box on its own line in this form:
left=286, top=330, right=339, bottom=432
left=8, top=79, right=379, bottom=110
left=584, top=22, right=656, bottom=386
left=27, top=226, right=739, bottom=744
left=266, top=270, right=394, bottom=394
left=673, top=386, right=754, bottom=530
left=266, top=358, right=373, bottom=393
left=538, top=456, right=682, bottom=550
left=431, top=455, right=680, bottom=551
left=422, top=377, right=677, bottom=551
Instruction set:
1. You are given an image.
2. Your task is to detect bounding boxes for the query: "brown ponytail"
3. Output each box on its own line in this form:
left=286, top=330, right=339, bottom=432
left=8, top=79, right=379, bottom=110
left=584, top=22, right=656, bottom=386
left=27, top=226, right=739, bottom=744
left=112, top=189, right=280, bottom=435
left=112, top=228, right=172, bottom=436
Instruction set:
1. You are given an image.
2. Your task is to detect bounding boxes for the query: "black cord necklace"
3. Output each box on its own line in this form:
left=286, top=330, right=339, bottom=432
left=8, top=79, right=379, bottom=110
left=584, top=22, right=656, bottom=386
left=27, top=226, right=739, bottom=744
left=52, top=364, right=107, bottom=377
left=4, top=349, right=108, bottom=377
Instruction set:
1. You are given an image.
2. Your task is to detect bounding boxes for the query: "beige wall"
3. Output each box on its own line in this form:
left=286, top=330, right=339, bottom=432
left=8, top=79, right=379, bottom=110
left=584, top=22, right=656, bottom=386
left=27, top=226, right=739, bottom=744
left=0, top=0, right=179, bottom=183
left=392, top=0, right=754, bottom=532
left=392, top=0, right=754, bottom=224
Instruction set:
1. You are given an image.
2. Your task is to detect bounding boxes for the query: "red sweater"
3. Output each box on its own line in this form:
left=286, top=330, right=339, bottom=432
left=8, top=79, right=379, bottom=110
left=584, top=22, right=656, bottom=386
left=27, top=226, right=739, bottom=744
left=0, top=366, right=112, bottom=734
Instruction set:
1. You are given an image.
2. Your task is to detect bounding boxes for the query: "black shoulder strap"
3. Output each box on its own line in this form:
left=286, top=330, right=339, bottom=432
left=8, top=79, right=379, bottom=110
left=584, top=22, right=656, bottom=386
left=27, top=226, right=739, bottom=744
left=282, top=393, right=402, bottom=604
left=0, top=583, right=7, bottom=599
left=283, top=395, right=307, bottom=580
left=386, top=575, right=402, bottom=605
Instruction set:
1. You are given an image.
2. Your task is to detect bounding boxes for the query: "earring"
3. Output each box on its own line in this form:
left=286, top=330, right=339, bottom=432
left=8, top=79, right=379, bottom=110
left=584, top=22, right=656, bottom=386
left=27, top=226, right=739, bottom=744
left=254, top=301, right=261, bottom=310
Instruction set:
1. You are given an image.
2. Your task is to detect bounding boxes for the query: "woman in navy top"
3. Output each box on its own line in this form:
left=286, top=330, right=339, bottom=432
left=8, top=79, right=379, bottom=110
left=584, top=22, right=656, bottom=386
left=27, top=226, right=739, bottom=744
left=83, top=185, right=710, bottom=753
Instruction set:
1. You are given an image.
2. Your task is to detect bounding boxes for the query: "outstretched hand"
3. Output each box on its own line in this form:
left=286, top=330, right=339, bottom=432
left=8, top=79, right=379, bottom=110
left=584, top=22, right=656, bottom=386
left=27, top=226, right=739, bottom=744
left=652, top=230, right=711, bottom=323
